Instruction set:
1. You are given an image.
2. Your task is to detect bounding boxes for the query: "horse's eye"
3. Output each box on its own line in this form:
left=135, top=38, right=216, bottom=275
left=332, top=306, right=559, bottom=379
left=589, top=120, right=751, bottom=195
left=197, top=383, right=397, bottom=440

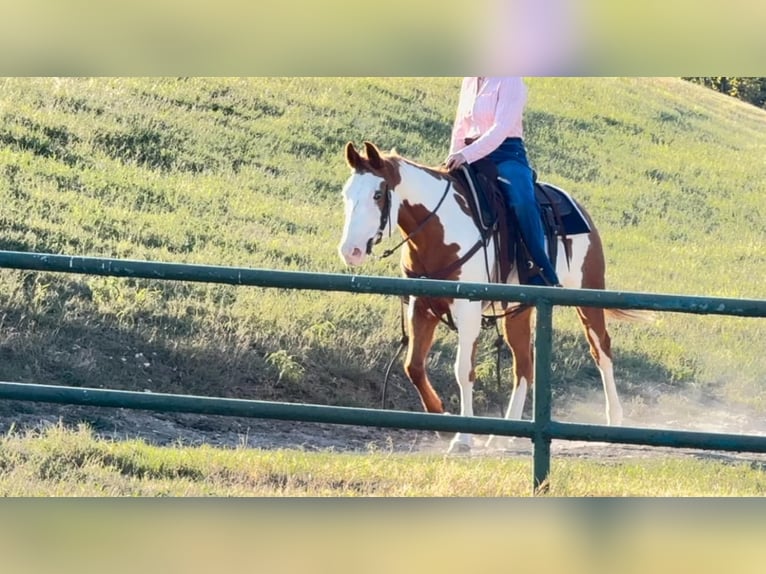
left=373, top=191, right=382, bottom=201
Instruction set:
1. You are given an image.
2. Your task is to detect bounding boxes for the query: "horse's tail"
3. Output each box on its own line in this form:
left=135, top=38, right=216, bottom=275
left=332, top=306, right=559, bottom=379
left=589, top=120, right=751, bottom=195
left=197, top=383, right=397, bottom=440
left=604, top=308, right=657, bottom=323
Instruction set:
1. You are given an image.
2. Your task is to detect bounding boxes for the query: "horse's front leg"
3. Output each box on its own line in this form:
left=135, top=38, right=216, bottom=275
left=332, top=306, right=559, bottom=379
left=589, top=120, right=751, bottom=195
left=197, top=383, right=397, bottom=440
left=485, top=306, right=535, bottom=450
left=404, top=296, right=444, bottom=415
left=447, top=299, right=483, bottom=454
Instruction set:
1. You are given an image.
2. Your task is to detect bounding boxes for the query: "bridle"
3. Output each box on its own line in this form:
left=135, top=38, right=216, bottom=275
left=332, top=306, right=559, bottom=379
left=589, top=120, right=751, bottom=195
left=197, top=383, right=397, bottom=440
left=365, top=183, right=393, bottom=255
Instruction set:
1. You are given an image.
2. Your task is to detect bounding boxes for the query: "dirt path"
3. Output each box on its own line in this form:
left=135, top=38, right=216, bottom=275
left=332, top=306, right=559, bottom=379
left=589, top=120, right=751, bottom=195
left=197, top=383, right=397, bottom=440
left=3, top=396, right=766, bottom=467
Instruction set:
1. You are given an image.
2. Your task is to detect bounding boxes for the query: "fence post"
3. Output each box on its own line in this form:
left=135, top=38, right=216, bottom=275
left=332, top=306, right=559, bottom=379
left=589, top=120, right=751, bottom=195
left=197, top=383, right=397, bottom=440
left=533, top=299, right=554, bottom=494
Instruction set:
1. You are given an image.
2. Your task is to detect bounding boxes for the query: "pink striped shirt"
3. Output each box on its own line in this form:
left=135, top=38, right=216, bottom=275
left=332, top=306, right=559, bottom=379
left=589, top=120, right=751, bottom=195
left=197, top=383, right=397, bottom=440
left=448, top=77, right=527, bottom=164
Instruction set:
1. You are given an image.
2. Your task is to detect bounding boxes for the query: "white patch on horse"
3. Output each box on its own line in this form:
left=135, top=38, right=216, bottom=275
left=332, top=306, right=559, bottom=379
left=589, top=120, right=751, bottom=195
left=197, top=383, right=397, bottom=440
left=485, top=376, right=528, bottom=450
left=447, top=298, right=483, bottom=453
left=556, top=233, right=592, bottom=288
left=588, top=327, right=623, bottom=426
left=397, top=163, right=493, bottom=283
left=507, top=377, right=528, bottom=420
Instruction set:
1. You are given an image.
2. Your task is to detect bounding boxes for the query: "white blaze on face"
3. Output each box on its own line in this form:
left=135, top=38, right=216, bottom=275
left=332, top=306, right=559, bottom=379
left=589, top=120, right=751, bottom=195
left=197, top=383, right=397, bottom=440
left=338, top=172, right=386, bottom=266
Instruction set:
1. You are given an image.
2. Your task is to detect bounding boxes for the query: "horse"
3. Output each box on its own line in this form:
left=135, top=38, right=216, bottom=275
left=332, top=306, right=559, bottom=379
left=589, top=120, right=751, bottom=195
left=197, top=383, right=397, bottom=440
left=338, top=141, right=642, bottom=453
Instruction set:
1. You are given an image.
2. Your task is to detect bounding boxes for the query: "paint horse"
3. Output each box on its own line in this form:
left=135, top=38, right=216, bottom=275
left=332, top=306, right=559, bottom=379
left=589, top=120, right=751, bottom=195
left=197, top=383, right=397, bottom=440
left=338, top=141, right=639, bottom=453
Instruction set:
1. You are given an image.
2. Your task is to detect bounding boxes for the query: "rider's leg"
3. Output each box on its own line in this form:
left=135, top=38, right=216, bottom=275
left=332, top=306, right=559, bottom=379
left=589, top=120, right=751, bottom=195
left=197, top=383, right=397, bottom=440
left=496, top=160, right=560, bottom=286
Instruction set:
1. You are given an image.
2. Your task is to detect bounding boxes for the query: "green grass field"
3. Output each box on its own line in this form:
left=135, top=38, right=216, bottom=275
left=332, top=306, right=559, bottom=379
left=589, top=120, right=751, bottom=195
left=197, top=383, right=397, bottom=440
left=1, top=424, right=763, bottom=496
left=0, top=77, right=764, bottom=495
left=0, top=76, right=763, bottom=415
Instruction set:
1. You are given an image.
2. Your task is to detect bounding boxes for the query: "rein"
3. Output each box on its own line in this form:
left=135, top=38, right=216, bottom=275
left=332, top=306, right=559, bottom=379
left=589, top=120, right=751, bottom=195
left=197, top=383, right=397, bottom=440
left=381, top=297, right=409, bottom=409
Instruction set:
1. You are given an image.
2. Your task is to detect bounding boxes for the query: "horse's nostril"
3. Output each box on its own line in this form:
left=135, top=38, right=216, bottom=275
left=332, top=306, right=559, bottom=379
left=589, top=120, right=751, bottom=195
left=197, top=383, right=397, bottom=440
left=352, top=247, right=362, bottom=257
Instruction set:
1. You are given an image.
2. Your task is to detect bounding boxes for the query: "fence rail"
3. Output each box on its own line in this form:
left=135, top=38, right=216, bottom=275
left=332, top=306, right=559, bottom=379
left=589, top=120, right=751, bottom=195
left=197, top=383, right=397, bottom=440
left=1, top=249, right=765, bottom=492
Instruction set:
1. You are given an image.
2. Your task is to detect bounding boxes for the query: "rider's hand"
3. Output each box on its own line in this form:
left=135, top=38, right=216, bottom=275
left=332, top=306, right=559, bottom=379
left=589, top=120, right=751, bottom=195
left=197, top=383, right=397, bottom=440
left=445, top=152, right=466, bottom=171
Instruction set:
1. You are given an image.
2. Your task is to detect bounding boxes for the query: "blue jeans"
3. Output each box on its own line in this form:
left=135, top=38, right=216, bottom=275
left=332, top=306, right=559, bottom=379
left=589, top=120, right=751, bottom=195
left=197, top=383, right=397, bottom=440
left=485, top=138, right=560, bottom=286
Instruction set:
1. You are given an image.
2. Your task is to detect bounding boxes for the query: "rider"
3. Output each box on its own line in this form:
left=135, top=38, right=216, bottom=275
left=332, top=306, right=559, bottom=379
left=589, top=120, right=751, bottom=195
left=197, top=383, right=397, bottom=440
left=445, top=77, right=561, bottom=287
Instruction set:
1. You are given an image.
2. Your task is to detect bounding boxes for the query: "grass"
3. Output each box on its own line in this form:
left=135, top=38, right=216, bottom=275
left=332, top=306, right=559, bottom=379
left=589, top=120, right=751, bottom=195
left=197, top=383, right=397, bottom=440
left=1, top=423, right=764, bottom=496
left=0, top=77, right=764, bottom=496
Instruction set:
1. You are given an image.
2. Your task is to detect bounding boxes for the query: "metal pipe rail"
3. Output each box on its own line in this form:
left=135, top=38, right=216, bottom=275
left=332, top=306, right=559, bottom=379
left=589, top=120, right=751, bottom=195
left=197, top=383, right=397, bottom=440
left=1, top=249, right=765, bottom=493
left=0, top=250, right=763, bottom=317
left=0, top=380, right=764, bottom=479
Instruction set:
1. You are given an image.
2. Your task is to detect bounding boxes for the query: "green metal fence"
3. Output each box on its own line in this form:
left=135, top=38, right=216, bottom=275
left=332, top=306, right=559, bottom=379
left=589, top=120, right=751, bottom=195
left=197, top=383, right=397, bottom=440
left=1, top=249, right=765, bottom=492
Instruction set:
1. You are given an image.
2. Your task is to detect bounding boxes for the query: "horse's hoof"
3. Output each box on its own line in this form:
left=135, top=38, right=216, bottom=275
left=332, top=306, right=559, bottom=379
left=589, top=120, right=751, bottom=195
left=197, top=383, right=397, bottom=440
left=447, top=433, right=473, bottom=454
left=436, top=412, right=455, bottom=441
left=447, top=441, right=471, bottom=454
left=485, top=435, right=514, bottom=450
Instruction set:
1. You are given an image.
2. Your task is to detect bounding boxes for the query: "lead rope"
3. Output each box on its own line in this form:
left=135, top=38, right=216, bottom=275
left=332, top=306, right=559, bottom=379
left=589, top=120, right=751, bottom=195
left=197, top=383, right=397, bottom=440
left=381, top=297, right=409, bottom=409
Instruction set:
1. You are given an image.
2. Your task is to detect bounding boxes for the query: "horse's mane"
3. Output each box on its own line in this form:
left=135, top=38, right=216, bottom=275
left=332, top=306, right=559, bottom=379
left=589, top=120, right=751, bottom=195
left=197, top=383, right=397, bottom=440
left=384, top=149, right=451, bottom=180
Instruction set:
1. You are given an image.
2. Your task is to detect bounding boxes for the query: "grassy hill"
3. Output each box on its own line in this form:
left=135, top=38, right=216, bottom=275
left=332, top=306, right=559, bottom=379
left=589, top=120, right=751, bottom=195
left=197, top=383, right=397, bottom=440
left=0, top=77, right=764, bottom=425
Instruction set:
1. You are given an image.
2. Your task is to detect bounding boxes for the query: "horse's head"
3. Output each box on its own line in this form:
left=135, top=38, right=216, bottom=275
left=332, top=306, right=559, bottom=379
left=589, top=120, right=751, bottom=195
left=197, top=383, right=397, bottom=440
left=338, top=141, right=402, bottom=266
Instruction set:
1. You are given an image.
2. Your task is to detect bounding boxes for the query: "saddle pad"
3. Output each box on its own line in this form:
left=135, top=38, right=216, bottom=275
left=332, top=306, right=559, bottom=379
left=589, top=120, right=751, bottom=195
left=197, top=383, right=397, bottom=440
left=535, top=182, right=592, bottom=236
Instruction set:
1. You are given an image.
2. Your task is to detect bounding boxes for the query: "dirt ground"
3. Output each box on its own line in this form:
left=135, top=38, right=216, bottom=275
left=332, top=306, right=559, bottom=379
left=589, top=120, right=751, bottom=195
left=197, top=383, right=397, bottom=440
left=2, top=392, right=766, bottom=467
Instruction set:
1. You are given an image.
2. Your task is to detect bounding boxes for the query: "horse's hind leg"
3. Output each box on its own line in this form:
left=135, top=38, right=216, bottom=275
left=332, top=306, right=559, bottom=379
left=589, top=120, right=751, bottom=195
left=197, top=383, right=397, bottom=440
left=485, top=306, right=535, bottom=449
left=576, top=306, right=623, bottom=426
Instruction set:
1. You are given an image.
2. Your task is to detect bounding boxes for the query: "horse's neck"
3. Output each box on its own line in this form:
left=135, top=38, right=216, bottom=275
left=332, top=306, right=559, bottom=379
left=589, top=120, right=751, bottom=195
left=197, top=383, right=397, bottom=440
left=394, top=162, right=454, bottom=231
left=393, top=160, right=490, bottom=279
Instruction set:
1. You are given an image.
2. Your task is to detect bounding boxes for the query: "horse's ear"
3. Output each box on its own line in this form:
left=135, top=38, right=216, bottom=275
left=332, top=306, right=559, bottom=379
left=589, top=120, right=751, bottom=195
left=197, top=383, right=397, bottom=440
left=345, top=142, right=361, bottom=169
left=363, top=141, right=384, bottom=170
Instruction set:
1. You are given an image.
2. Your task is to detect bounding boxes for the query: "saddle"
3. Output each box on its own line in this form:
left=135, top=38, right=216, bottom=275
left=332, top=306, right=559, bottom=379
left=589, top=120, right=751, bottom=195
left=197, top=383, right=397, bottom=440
left=451, top=160, right=591, bottom=285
